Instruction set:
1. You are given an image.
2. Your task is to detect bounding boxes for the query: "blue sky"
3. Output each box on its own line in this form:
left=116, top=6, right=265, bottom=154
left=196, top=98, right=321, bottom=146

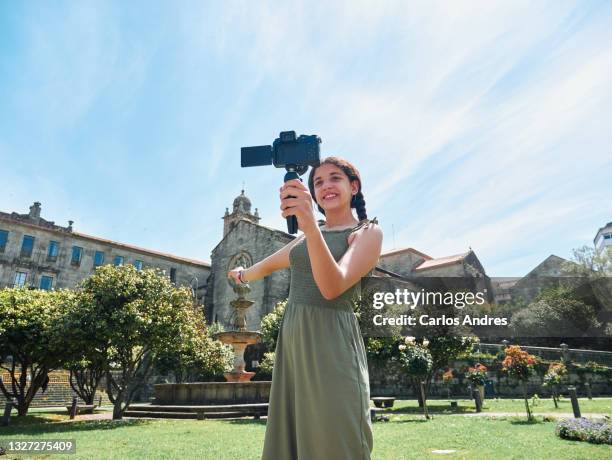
left=1, top=0, right=610, bottom=276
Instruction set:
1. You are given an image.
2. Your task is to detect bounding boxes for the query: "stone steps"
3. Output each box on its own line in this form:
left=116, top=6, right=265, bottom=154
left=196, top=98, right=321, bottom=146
left=125, top=403, right=268, bottom=420
left=124, top=410, right=199, bottom=419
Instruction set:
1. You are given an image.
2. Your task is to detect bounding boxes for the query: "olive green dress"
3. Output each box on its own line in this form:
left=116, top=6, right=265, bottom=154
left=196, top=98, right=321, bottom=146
left=262, top=218, right=377, bottom=460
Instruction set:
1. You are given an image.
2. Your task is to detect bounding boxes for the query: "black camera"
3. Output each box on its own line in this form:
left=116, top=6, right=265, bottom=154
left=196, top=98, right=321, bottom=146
left=241, top=131, right=321, bottom=234
left=241, top=131, right=321, bottom=174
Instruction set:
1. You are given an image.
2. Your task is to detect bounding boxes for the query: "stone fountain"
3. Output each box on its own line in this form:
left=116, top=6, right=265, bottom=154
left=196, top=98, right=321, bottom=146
left=150, top=281, right=271, bottom=408
left=214, top=282, right=262, bottom=382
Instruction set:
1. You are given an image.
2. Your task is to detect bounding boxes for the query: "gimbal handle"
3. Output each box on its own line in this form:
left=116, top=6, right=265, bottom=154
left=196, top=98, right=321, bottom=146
left=284, top=168, right=301, bottom=234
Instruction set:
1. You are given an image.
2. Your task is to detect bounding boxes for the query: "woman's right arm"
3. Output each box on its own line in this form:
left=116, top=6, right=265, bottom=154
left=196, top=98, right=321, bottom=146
left=227, top=233, right=305, bottom=283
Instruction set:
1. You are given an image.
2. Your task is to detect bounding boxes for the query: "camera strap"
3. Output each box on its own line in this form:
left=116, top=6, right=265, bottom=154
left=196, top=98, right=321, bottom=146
left=350, top=216, right=379, bottom=234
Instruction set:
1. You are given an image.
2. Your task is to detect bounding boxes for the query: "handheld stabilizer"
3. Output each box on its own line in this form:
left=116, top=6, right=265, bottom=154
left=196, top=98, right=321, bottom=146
left=241, top=131, right=321, bottom=234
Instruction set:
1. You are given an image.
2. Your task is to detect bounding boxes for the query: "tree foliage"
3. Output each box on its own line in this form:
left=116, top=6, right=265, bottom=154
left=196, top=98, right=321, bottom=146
left=78, top=265, right=224, bottom=419
left=0, top=288, right=73, bottom=416
left=510, top=286, right=601, bottom=338
left=562, top=245, right=612, bottom=277
left=501, top=345, right=538, bottom=420
left=260, top=299, right=287, bottom=351
left=542, top=361, right=567, bottom=408
left=398, top=338, right=433, bottom=377
left=155, top=303, right=233, bottom=383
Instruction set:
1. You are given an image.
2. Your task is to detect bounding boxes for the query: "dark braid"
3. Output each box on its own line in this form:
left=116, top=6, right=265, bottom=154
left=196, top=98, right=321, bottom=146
left=308, top=156, right=369, bottom=222
left=352, top=191, right=367, bottom=221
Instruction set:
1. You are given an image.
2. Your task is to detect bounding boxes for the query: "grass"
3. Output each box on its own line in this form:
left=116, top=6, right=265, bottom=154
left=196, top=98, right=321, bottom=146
left=1, top=399, right=610, bottom=459
left=388, top=397, right=612, bottom=415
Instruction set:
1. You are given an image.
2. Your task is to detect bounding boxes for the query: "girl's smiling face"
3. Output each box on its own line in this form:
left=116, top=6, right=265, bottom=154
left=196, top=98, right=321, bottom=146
left=312, top=163, right=359, bottom=212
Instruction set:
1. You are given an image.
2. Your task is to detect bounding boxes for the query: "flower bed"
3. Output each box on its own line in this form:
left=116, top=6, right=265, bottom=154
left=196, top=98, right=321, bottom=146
left=555, top=418, right=612, bottom=445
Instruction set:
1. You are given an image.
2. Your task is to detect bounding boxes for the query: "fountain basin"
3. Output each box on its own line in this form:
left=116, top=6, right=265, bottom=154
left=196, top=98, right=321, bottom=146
left=154, top=381, right=271, bottom=405
left=214, top=331, right=261, bottom=345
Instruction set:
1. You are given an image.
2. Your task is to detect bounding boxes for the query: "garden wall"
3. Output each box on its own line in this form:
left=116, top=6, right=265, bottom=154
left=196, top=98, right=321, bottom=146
left=0, top=368, right=112, bottom=409
left=369, top=356, right=612, bottom=398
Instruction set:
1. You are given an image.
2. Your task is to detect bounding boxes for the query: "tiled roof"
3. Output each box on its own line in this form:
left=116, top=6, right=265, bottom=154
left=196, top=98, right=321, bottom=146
left=0, top=213, right=210, bottom=268
left=72, top=231, right=211, bottom=267
left=381, top=247, right=433, bottom=260
left=414, top=251, right=470, bottom=271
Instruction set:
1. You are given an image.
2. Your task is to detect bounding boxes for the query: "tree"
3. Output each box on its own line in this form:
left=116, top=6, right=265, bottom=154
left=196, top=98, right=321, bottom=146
left=397, top=337, right=435, bottom=413
left=66, top=358, right=106, bottom=406
left=256, top=352, right=276, bottom=379
left=542, top=362, right=567, bottom=408
left=79, top=265, right=214, bottom=420
left=408, top=301, right=478, bottom=405
left=398, top=338, right=433, bottom=379
left=510, top=286, right=601, bottom=338
left=155, top=303, right=233, bottom=383
left=352, top=288, right=404, bottom=368
left=56, top=293, right=108, bottom=405
left=562, top=245, right=612, bottom=277
left=0, top=288, right=72, bottom=416
left=501, top=345, right=538, bottom=421
left=418, top=334, right=478, bottom=405
left=562, top=245, right=612, bottom=337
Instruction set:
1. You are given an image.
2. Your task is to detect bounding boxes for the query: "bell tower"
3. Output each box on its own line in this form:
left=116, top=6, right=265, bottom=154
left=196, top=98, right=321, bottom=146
left=223, top=189, right=261, bottom=237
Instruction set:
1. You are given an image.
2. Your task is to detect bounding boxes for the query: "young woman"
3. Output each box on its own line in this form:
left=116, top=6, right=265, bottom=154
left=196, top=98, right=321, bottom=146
left=228, top=157, right=382, bottom=460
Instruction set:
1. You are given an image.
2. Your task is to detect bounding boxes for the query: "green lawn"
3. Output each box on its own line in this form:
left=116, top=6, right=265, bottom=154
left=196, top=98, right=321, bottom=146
left=389, top=396, right=612, bottom=415
left=1, top=399, right=610, bottom=459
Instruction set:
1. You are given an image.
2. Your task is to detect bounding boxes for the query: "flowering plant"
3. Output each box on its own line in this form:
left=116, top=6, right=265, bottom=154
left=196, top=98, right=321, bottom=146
left=501, top=345, right=538, bottom=420
left=398, top=337, right=432, bottom=377
left=442, top=369, right=454, bottom=384
left=556, top=418, right=612, bottom=445
left=466, top=363, right=488, bottom=386
left=543, top=362, right=568, bottom=387
left=543, top=361, right=567, bottom=408
left=501, top=345, right=537, bottom=379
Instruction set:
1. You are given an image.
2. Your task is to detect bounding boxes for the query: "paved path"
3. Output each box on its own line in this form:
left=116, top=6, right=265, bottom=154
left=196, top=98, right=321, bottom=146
left=452, top=411, right=609, bottom=419
left=56, top=411, right=114, bottom=423
left=54, top=410, right=612, bottom=422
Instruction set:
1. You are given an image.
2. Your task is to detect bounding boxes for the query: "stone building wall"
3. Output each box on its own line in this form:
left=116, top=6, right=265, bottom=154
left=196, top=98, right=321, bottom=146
left=0, top=211, right=210, bottom=302
left=378, top=249, right=428, bottom=277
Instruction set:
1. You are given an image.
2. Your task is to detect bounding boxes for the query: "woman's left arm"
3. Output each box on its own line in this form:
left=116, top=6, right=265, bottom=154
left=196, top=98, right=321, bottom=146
left=304, top=224, right=383, bottom=300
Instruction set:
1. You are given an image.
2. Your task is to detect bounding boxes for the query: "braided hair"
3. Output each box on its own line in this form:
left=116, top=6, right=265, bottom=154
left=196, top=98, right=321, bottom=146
left=308, top=156, right=368, bottom=221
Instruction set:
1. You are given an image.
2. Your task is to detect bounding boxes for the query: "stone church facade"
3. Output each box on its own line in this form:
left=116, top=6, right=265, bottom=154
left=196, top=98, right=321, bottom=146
left=205, top=190, right=295, bottom=331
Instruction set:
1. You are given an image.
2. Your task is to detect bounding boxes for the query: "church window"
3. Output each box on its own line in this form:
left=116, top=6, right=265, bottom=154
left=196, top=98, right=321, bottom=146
left=114, top=255, right=124, bottom=266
